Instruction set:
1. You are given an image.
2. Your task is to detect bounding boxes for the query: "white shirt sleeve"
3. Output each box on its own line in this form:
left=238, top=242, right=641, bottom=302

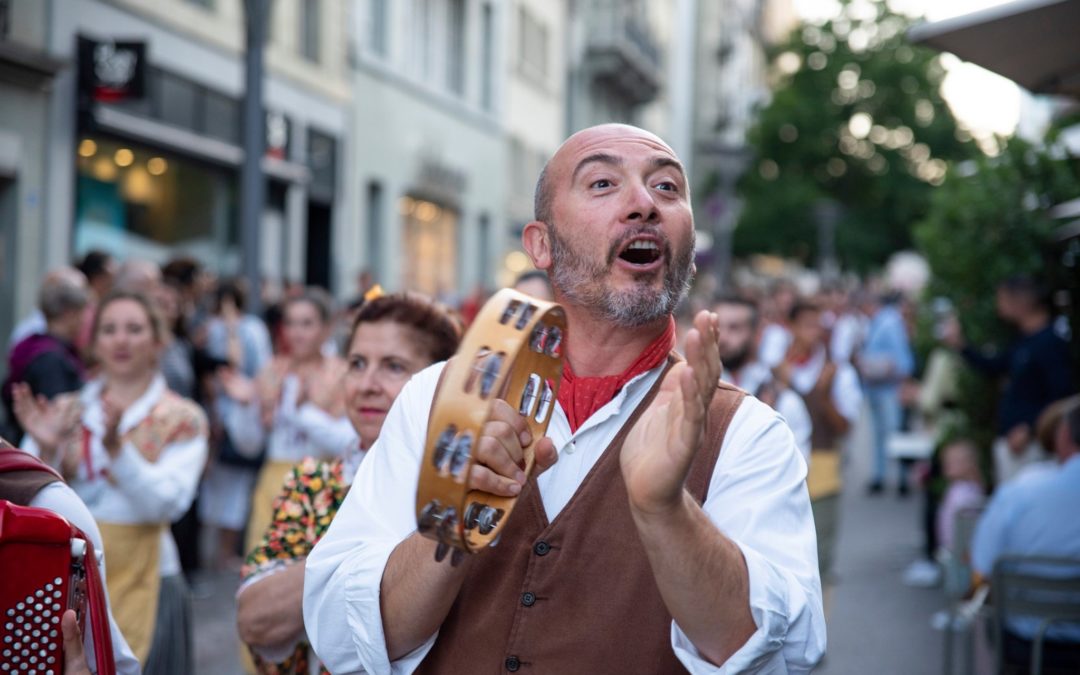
left=775, top=390, right=813, bottom=464
left=670, top=397, right=826, bottom=674
left=293, top=403, right=359, bottom=457
left=831, top=363, right=863, bottom=425
left=106, top=432, right=208, bottom=523
left=222, top=398, right=266, bottom=458
left=304, top=364, right=444, bottom=675
left=30, top=482, right=143, bottom=675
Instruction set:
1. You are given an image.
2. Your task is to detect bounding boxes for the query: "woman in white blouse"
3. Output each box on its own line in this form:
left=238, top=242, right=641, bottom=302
left=18, top=289, right=209, bottom=674
left=218, top=288, right=349, bottom=556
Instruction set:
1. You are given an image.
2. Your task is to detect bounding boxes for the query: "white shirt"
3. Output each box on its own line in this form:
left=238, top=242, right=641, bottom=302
left=30, top=482, right=142, bottom=675
left=23, top=375, right=208, bottom=577
left=726, top=361, right=813, bottom=463
left=787, top=347, right=863, bottom=425
left=225, top=375, right=351, bottom=464
left=758, top=323, right=791, bottom=368
left=304, top=362, right=825, bottom=674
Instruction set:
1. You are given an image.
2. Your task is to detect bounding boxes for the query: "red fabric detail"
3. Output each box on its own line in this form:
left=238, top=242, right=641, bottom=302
left=0, top=444, right=64, bottom=480
left=557, top=317, right=675, bottom=433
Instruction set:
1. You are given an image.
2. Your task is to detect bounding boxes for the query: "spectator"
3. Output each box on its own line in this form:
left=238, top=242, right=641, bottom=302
left=944, top=277, right=1075, bottom=484
left=113, top=259, right=163, bottom=294
left=857, top=291, right=915, bottom=495
left=715, top=295, right=812, bottom=462
left=934, top=439, right=986, bottom=553
left=75, top=249, right=117, bottom=304
left=758, top=279, right=797, bottom=367
left=970, top=399, right=1080, bottom=669
left=2, top=267, right=90, bottom=440
left=200, top=278, right=274, bottom=569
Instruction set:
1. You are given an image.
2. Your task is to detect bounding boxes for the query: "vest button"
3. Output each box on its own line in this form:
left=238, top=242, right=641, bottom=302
left=505, top=655, right=521, bottom=671
left=521, top=591, right=536, bottom=607
left=533, top=541, right=550, bottom=556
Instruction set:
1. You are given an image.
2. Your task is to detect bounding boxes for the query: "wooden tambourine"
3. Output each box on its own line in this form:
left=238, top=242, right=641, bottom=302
left=416, top=288, right=566, bottom=564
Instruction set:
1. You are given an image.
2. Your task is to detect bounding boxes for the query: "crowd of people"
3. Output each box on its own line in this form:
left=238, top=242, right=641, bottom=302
left=1, top=122, right=1077, bottom=673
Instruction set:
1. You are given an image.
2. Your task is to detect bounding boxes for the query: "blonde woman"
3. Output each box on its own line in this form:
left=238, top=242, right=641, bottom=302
left=17, top=289, right=208, bottom=674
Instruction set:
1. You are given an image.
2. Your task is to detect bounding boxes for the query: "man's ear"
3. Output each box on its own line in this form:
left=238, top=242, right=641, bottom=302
left=522, top=221, right=553, bottom=271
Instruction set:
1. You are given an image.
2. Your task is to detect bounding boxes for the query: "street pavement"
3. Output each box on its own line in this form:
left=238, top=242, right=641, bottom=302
left=192, top=409, right=950, bottom=674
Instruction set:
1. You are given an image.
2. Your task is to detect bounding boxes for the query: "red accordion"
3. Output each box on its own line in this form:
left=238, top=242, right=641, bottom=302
left=0, top=499, right=115, bottom=674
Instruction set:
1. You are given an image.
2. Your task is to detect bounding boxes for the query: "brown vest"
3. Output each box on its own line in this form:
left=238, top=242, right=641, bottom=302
left=417, top=360, right=746, bottom=675
left=800, top=361, right=842, bottom=451
left=0, top=439, right=62, bottom=506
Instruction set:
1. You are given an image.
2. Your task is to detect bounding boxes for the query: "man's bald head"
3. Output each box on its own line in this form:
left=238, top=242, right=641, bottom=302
left=533, top=124, right=682, bottom=224
left=38, top=266, right=89, bottom=323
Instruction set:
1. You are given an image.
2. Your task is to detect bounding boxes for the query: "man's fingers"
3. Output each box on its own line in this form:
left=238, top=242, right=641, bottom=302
left=468, top=464, right=523, bottom=497
left=61, top=609, right=88, bottom=669
left=488, top=399, right=532, bottom=447
left=532, top=437, right=559, bottom=476
left=474, top=435, right=527, bottom=485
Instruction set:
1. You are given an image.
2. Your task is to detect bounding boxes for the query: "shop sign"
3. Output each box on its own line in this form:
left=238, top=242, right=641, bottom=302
left=78, top=36, right=146, bottom=103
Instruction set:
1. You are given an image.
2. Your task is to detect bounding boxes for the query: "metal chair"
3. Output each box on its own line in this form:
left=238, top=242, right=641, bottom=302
left=991, top=556, right=1080, bottom=675
left=941, top=507, right=985, bottom=675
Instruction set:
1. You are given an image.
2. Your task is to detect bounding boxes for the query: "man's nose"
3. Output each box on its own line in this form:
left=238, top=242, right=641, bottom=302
left=622, top=181, right=659, bottom=223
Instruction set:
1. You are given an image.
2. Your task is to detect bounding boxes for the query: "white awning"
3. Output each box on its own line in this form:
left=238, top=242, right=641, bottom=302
left=908, top=0, right=1080, bottom=98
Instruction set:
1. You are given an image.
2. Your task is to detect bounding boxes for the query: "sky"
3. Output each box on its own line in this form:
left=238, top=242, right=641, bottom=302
left=792, top=0, right=1025, bottom=139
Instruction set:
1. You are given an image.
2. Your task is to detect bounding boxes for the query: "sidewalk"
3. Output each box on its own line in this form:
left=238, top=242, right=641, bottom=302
left=816, top=417, right=946, bottom=674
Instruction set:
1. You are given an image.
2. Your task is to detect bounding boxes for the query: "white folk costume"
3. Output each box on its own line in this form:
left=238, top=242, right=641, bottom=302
left=24, top=374, right=208, bottom=671
left=225, top=373, right=352, bottom=554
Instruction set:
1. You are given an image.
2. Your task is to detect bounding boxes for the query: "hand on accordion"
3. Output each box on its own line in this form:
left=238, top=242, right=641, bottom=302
left=61, top=609, right=93, bottom=675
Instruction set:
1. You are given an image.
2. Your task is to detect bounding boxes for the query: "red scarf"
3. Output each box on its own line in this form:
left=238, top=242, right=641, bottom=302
left=557, top=317, right=676, bottom=433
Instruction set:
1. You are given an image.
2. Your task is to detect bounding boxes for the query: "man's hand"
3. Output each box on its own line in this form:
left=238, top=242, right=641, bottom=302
left=1006, top=424, right=1031, bottom=456
left=469, top=399, right=558, bottom=497
left=621, top=311, right=722, bottom=516
left=305, top=359, right=346, bottom=416
left=61, top=609, right=92, bottom=675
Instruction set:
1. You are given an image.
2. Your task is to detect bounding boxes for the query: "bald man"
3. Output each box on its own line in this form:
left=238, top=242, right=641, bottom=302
left=305, top=125, right=824, bottom=673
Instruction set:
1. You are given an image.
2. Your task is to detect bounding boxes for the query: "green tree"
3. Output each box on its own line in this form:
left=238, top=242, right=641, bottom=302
left=913, top=137, right=1080, bottom=470
left=734, top=0, right=976, bottom=271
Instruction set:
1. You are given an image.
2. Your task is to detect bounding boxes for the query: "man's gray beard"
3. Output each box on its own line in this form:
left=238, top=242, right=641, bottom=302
left=546, top=224, right=695, bottom=327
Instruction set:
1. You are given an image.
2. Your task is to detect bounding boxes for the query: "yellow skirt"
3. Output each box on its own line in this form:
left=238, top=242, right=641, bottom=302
left=98, top=521, right=164, bottom=663
left=807, top=449, right=842, bottom=501
left=245, top=459, right=299, bottom=557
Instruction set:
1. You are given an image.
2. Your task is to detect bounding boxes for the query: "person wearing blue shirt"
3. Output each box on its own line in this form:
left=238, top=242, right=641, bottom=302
left=971, top=400, right=1080, bottom=669
left=857, top=292, right=914, bottom=494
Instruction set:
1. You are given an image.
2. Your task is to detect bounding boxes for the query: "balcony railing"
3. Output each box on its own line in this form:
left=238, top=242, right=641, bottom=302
left=583, top=3, right=662, bottom=106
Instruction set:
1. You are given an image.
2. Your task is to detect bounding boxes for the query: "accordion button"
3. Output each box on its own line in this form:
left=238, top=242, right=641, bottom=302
left=505, top=656, right=521, bottom=672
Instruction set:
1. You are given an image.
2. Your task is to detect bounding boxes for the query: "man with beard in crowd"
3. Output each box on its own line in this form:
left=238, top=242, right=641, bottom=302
left=715, top=295, right=812, bottom=463
left=304, top=124, right=824, bottom=673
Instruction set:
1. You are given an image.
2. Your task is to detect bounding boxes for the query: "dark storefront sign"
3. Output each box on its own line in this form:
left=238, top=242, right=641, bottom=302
left=78, top=36, right=146, bottom=103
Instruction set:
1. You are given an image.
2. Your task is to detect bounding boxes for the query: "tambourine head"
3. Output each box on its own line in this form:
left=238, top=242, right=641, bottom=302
left=416, top=288, right=566, bottom=559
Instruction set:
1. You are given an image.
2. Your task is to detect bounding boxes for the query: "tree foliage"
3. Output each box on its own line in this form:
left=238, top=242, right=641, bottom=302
left=735, top=0, right=976, bottom=271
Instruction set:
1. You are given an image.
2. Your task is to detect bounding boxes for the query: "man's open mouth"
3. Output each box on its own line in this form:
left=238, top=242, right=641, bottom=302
left=616, top=239, right=663, bottom=266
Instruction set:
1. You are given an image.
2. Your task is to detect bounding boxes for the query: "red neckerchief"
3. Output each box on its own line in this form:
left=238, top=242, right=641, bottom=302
left=557, top=317, right=676, bottom=433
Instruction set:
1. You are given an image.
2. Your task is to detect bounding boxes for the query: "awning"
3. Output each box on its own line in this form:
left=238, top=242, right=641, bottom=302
left=908, top=0, right=1080, bottom=97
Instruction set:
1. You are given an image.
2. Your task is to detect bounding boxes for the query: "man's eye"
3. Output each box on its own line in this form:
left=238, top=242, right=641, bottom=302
left=655, top=181, right=678, bottom=192
left=590, top=179, right=613, bottom=189
left=349, top=358, right=366, bottom=372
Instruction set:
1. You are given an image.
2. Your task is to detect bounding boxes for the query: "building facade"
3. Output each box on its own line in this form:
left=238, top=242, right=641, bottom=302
left=1, top=0, right=353, bottom=341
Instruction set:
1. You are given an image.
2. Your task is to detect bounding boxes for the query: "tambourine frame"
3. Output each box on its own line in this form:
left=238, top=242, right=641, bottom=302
left=416, top=288, right=566, bottom=560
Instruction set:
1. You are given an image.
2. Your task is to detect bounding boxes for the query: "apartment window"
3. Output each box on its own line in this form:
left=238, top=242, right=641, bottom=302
left=518, top=6, right=548, bottom=83
left=480, top=3, right=494, bottom=110
left=184, top=0, right=214, bottom=8
left=447, top=0, right=466, bottom=95
left=300, top=0, right=320, bottom=63
left=478, top=212, right=491, bottom=287
left=0, top=0, right=11, bottom=39
left=369, top=0, right=388, bottom=56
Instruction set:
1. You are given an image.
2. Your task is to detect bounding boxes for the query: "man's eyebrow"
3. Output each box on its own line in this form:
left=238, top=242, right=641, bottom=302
left=571, top=153, right=622, bottom=183
left=650, top=156, right=686, bottom=178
